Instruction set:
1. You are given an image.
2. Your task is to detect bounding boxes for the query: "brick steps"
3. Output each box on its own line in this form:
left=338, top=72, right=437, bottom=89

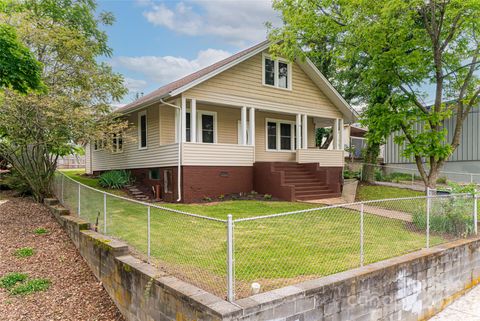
left=273, top=163, right=339, bottom=201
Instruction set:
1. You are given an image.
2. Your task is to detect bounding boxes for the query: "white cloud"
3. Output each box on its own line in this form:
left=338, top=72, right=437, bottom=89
left=113, top=48, right=231, bottom=85
left=124, top=77, right=148, bottom=92
left=142, top=0, right=281, bottom=47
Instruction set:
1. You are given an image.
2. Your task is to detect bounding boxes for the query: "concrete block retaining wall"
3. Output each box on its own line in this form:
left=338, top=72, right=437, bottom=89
left=44, top=198, right=480, bottom=321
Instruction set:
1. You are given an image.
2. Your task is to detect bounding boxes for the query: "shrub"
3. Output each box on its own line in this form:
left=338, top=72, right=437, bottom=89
left=218, top=194, right=225, bottom=201
left=412, top=197, right=475, bottom=237
left=14, top=247, right=34, bottom=258
left=98, top=170, right=133, bottom=189
left=263, top=194, right=272, bottom=200
left=33, top=228, right=48, bottom=235
left=0, top=273, right=28, bottom=289
left=436, top=177, right=448, bottom=184
left=2, top=170, right=31, bottom=195
left=343, top=170, right=360, bottom=179
left=9, top=278, right=50, bottom=295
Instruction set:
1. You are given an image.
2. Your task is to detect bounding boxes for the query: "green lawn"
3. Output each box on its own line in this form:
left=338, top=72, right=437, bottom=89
left=356, top=184, right=426, bottom=214
left=59, top=169, right=447, bottom=297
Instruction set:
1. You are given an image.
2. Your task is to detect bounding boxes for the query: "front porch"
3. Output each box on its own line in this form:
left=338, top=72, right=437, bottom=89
left=176, top=97, right=346, bottom=168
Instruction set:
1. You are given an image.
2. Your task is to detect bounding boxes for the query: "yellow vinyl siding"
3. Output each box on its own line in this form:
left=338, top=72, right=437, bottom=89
left=255, top=111, right=296, bottom=162
left=184, top=51, right=342, bottom=119
left=195, top=104, right=240, bottom=145
left=182, top=143, right=254, bottom=166
left=159, top=105, right=176, bottom=145
left=91, top=104, right=178, bottom=171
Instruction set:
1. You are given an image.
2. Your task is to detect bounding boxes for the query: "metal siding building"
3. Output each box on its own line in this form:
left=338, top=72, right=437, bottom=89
left=384, top=109, right=480, bottom=173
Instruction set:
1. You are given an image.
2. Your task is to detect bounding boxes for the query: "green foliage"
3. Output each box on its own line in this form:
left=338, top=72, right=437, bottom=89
left=14, top=247, right=34, bottom=258
left=343, top=170, right=360, bottom=179
left=445, top=182, right=477, bottom=194
left=0, top=0, right=127, bottom=201
left=0, top=272, right=28, bottom=289
left=9, top=278, right=50, bottom=296
left=98, top=170, right=132, bottom=189
left=316, top=127, right=331, bottom=147
left=263, top=194, right=272, bottom=200
left=0, top=24, right=43, bottom=93
left=218, top=194, right=225, bottom=201
left=33, top=228, right=48, bottom=235
left=270, top=0, right=480, bottom=188
left=0, top=271, right=50, bottom=296
left=2, top=170, right=32, bottom=195
left=436, top=177, right=448, bottom=184
left=413, top=198, right=475, bottom=237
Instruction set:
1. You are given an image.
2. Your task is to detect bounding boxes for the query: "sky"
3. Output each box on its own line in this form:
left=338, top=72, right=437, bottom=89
left=97, top=0, right=281, bottom=105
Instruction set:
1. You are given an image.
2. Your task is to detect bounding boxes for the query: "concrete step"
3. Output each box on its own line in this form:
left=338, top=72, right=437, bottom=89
left=296, top=193, right=341, bottom=201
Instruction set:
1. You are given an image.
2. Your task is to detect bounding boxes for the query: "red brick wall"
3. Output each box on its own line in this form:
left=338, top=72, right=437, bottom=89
left=253, top=162, right=295, bottom=201
left=181, top=166, right=253, bottom=203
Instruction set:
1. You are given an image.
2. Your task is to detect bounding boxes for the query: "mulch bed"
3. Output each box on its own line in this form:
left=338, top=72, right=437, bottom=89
left=0, top=191, right=124, bottom=321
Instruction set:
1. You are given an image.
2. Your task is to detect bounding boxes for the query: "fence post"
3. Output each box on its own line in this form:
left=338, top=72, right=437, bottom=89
left=77, top=184, right=81, bottom=217
left=359, top=166, right=363, bottom=181
left=61, top=174, right=64, bottom=203
left=426, top=187, right=431, bottom=248
left=147, top=206, right=151, bottom=261
left=474, top=191, right=478, bottom=235
left=227, top=214, right=234, bottom=302
left=103, top=192, right=107, bottom=234
left=360, top=203, right=364, bottom=267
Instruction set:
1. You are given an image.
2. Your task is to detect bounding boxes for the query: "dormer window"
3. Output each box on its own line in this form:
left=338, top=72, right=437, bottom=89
left=262, top=54, right=292, bottom=90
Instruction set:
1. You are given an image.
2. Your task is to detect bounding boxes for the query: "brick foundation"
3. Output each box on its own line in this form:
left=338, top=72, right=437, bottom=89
left=181, top=166, right=253, bottom=203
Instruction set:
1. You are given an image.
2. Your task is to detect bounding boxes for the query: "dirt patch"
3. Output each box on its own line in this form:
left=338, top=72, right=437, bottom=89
left=0, top=192, right=124, bottom=321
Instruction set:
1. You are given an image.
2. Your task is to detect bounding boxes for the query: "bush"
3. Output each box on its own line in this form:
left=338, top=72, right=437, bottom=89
left=98, top=170, right=133, bottom=189
left=412, top=197, right=475, bottom=237
left=343, top=170, right=360, bottom=179
left=2, top=170, right=31, bottom=195
left=436, top=177, right=448, bottom=184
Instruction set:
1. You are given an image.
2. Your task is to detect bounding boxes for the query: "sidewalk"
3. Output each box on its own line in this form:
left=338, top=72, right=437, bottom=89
left=429, top=285, right=480, bottom=320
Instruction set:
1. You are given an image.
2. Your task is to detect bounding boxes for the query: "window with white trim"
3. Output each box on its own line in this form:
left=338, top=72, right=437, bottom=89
left=112, top=133, right=123, bottom=153
left=138, top=111, right=147, bottom=149
left=198, top=111, right=216, bottom=143
left=93, top=138, right=105, bottom=151
left=266, top=119, right=296, bottom=151
left=262, top=54, right=292, bottom=89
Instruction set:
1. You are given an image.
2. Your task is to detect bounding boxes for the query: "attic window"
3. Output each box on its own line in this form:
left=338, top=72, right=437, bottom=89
left=262, top=54, right=291, bottom=90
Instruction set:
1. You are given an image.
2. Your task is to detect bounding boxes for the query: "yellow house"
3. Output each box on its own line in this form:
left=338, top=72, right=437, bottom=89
left=86, top=41, right=357, bottom=202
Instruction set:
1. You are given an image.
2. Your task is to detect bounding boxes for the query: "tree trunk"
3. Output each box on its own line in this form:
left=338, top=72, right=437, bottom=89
left=362, top=142, right=380, bottom=182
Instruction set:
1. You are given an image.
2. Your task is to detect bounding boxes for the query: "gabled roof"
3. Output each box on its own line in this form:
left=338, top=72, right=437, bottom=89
left=117, top=40, right=357, bottom=122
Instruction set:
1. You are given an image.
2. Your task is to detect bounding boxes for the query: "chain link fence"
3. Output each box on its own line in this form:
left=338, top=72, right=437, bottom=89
left=52, top=172, right=478, bottom=301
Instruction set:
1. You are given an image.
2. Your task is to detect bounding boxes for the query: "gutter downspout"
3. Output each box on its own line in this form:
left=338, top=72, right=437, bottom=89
left=160, top=98, right=182, bottom=202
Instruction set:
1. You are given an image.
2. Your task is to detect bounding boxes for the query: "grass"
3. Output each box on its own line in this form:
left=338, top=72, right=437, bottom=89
left=0, top=272, right=50, bottom=296
left=13, top=247, right=34, bottom=258
left=356, top=184, right=425, bottom=214
left=59, top=169, right=126, bottom=196
left=61, top=169, right=449, bottom=296
left=33, top=228, right=48, bottom=235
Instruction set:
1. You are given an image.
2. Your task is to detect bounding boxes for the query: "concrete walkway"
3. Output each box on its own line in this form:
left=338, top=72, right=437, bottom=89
left=304, top=197, right=413, bottom=222
left=429, top=285, right=480, bottom=320
left=343, top=203, right=413, bottom=222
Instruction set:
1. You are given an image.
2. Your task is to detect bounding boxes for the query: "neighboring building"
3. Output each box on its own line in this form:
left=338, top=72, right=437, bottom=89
left=86, top=41, right=357, bottom=202
left=57, top=154, right=85, bottom=169
left=384, top=109, right=480, bottom=177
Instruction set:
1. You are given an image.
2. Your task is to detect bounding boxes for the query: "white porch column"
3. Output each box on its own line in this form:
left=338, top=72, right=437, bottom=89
left=181, top=97, right=187, bottom=143
left=338, top=118, right=344, bottom=150
left=302, top=114, right=308, bottom=149
left=191, top=99, right=197, bottom=143
left=296, top=114, right=302, bottom=149
left=241, top=106, right=247, bottom=145
left=248, top=107, right=255, bottom=146
left=332, top=118, right=338, bottom=150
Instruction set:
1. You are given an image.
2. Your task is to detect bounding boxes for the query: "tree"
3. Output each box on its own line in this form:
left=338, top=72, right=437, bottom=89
left=0, top=0, right=127, bottom=201
left=270, top=0, right=480, bottom=189
left=0, top=24, right=43, bottom=93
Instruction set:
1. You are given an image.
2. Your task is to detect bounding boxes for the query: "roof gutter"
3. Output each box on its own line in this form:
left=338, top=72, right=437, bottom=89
left=159, top=98, right=182, bottom=203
